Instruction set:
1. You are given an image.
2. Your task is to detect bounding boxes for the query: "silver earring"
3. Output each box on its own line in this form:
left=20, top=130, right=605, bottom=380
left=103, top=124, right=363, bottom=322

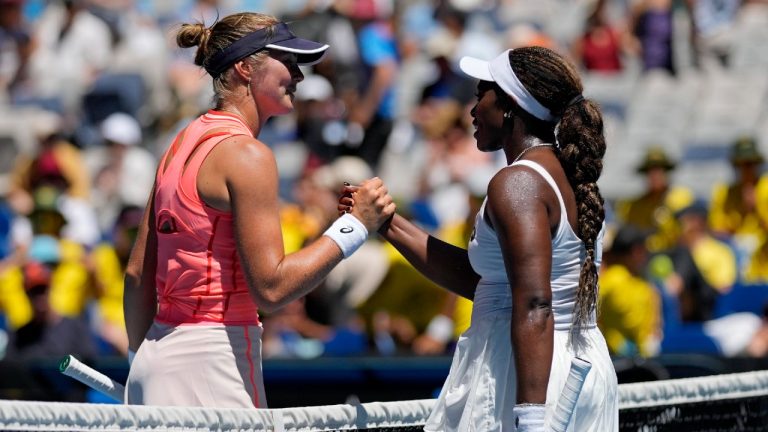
left=246, top=78, right=251, bottom=96
left=503, top=111, right=512, bottom=119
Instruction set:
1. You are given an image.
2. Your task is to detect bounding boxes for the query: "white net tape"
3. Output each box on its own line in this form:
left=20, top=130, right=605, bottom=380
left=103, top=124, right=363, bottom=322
left=1, top=370, right=768, bottom=431
left=0, top=398, right=434, bottom=431
left=618, top=370, right=768, bottom=409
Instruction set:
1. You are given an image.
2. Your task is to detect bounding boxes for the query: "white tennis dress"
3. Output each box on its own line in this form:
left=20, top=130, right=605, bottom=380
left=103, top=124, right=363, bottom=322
left=424, top=160, right=618, bottom=432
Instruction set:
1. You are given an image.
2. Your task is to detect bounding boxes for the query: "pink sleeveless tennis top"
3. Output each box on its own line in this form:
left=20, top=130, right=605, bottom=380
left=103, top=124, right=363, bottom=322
left=154, top=110, right=260, bottom=325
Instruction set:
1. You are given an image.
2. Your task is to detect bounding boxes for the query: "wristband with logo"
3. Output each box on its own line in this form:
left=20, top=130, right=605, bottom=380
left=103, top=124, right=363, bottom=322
left=323, top=213, right=368, bottom=258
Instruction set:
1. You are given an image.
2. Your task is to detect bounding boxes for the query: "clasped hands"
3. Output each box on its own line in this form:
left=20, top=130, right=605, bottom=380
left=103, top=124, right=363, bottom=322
left=337, top=177, right=395, bottom=233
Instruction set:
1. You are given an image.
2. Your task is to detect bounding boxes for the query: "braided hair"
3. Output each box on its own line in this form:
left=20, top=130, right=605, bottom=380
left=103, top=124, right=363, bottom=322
left=507, top=47, right=607, bottom=331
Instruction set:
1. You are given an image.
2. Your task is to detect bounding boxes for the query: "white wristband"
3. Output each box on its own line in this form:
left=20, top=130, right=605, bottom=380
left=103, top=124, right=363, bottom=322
left=514, top=404, right=546, bottom=432
left=128, top=349, right=136, bottom=366
left=323, top=213, right=368, bottom=258
left=425, top=314, right=454, bottom=343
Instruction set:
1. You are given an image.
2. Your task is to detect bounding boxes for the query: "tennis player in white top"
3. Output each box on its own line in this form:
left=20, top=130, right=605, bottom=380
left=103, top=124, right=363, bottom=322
left=342, top=46, right=619, bottom=431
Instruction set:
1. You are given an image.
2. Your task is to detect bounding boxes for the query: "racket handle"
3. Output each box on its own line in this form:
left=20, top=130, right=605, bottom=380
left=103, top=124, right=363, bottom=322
left=59, top=355, right=125, bottom=403
left=550, top=357, right=591, bottom=432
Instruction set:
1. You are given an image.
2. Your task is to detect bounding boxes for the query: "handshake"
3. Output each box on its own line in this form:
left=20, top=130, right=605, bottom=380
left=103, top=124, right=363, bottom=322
left=336, top=177, right=396, bottom=234
left=320, top=177, right=395, bottom=259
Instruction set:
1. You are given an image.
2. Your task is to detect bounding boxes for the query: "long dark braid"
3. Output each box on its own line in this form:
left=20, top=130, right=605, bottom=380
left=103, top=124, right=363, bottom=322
left=508, top=47, right=607, bottom=331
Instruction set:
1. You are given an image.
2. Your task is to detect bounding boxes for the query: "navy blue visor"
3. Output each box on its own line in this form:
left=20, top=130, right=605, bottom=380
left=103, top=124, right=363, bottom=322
left=205, top=22, right=329, bottom=78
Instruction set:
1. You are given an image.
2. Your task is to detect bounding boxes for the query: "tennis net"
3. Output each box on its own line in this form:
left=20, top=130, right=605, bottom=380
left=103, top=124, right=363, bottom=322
left=1, top=370, right=767, bottom=431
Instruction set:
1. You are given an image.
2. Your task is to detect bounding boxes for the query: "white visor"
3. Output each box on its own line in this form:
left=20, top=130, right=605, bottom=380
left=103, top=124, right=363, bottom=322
left=459, top=50, right=556, bottom=122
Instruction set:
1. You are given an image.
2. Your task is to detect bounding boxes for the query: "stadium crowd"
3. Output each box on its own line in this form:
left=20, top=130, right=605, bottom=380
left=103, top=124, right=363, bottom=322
left=0, top=0, right=768, bottom=375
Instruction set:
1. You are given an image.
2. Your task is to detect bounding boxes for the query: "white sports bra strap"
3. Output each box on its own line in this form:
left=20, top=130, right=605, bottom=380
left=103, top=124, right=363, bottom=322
left=512, top=159, right=568, bottom=223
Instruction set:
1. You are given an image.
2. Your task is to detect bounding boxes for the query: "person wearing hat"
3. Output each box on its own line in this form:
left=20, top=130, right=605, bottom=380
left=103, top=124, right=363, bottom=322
left=709, top=136, right=768, bottom=242
left=615, top=146, right=694, bottom=251
left=84, top=112, right=156, bottom=233
left=344, top=46, right=618, bottom=431
left=123, top=12, right=394, bottom=408
left=598, top=224, right=662, bottom=357
left=709, top=136, right=768, bottom=281
left=9, top=111, right=91, bottom=211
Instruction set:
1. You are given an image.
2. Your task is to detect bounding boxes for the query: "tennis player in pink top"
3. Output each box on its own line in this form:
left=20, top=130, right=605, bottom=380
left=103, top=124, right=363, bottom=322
left=123, top=12, right=395, bottom=408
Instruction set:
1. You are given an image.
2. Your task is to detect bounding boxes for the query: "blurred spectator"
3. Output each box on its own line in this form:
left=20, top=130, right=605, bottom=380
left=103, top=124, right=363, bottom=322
left=432, top=1, right=501, bottom=70
left=708, top=136, right=768, bottom=269
left=84, top=112, right=156, bottom=233
left=18, top=0, right=112, bottom=113
left=650, top=200, right=762, bottom=356
left=573, top=0, right=631, bottom=73
left=88, top=0, right=170, bottom=122
left=165, top=0, right=222, bottom=118
left=24, top=187, right=92, bottom=320
left=685, top=0, right=742, bottom=70
left=88, top=205, right=141, bottom=356
left=655, top=221, right=720, bottom=323
left=263, top=156, right=384, bottom=358
left=345, top=0, right=399, bottom=170
left=306, top=157, right=390, bottom=323
left=675, top=200, right=737, bottom=295
left=0, top=250, right=33, bottom=330
left=8, top=119, right=100, bottom=247
left=506, top=23, right=558, bottom=51
left=631, top=0, right=676, bottom=74
left=262, top=296, right=368, bottom=358
left=743, top=238, right=768, bottom=283
left=356, top=249, right=448, bottom=355
left=279, top=0, right=363, bottom=114
left=292, top=73, right=348, bottom=163
left=414, top=99, right=495, bottom=229
left=0, top=180, right=32, bottom=274
left=599, top=224, right=662, bottom=357
left=615, top=146, right=694, bottom=251
left=420, top=31, right=475, bottom=106
left=9, top=112, right=90, bottom=206
left=410, top=171, right=487, bottom=356
left=0, top=0, right=34, bottom=102
left=4, top=260, right=95, bottom=361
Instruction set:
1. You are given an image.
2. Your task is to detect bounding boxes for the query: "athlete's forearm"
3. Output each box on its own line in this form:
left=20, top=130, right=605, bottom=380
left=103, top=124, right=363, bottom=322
left=124, top=273, right=157, bottom=352
left=243, top=236, right=345, bottom=313
left=382, top=214, right=479, bottom=300
left=512, top=302, right=554, bottom=403
left=123, top=190, right=158, bottom=352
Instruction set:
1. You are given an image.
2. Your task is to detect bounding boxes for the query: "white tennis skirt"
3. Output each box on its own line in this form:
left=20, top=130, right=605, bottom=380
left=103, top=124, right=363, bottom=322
left=125, top=321, right=267, bottom=408
left=424, top=310, right=618, bottom=432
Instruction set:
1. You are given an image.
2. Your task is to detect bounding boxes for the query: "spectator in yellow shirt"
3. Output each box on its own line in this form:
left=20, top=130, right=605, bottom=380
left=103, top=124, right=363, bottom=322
left=599, top=224, right=662, bottom=357
left=677, top=201, right=738, bottom=294
left=743, top=238, right=768, bottom=284
left=616, top=146, right=694, bottom=251
left=709, top=136, right=768, bottom=271
left=89, top=205, right=144, bottom=356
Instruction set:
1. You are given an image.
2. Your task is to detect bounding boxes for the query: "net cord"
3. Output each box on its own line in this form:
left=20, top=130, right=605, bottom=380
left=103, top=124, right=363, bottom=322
left=1, top=370, right=768, bottom=431
left=618, top=370, right=768, bottom=409
left=0, top=399, right=435, bottom=431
